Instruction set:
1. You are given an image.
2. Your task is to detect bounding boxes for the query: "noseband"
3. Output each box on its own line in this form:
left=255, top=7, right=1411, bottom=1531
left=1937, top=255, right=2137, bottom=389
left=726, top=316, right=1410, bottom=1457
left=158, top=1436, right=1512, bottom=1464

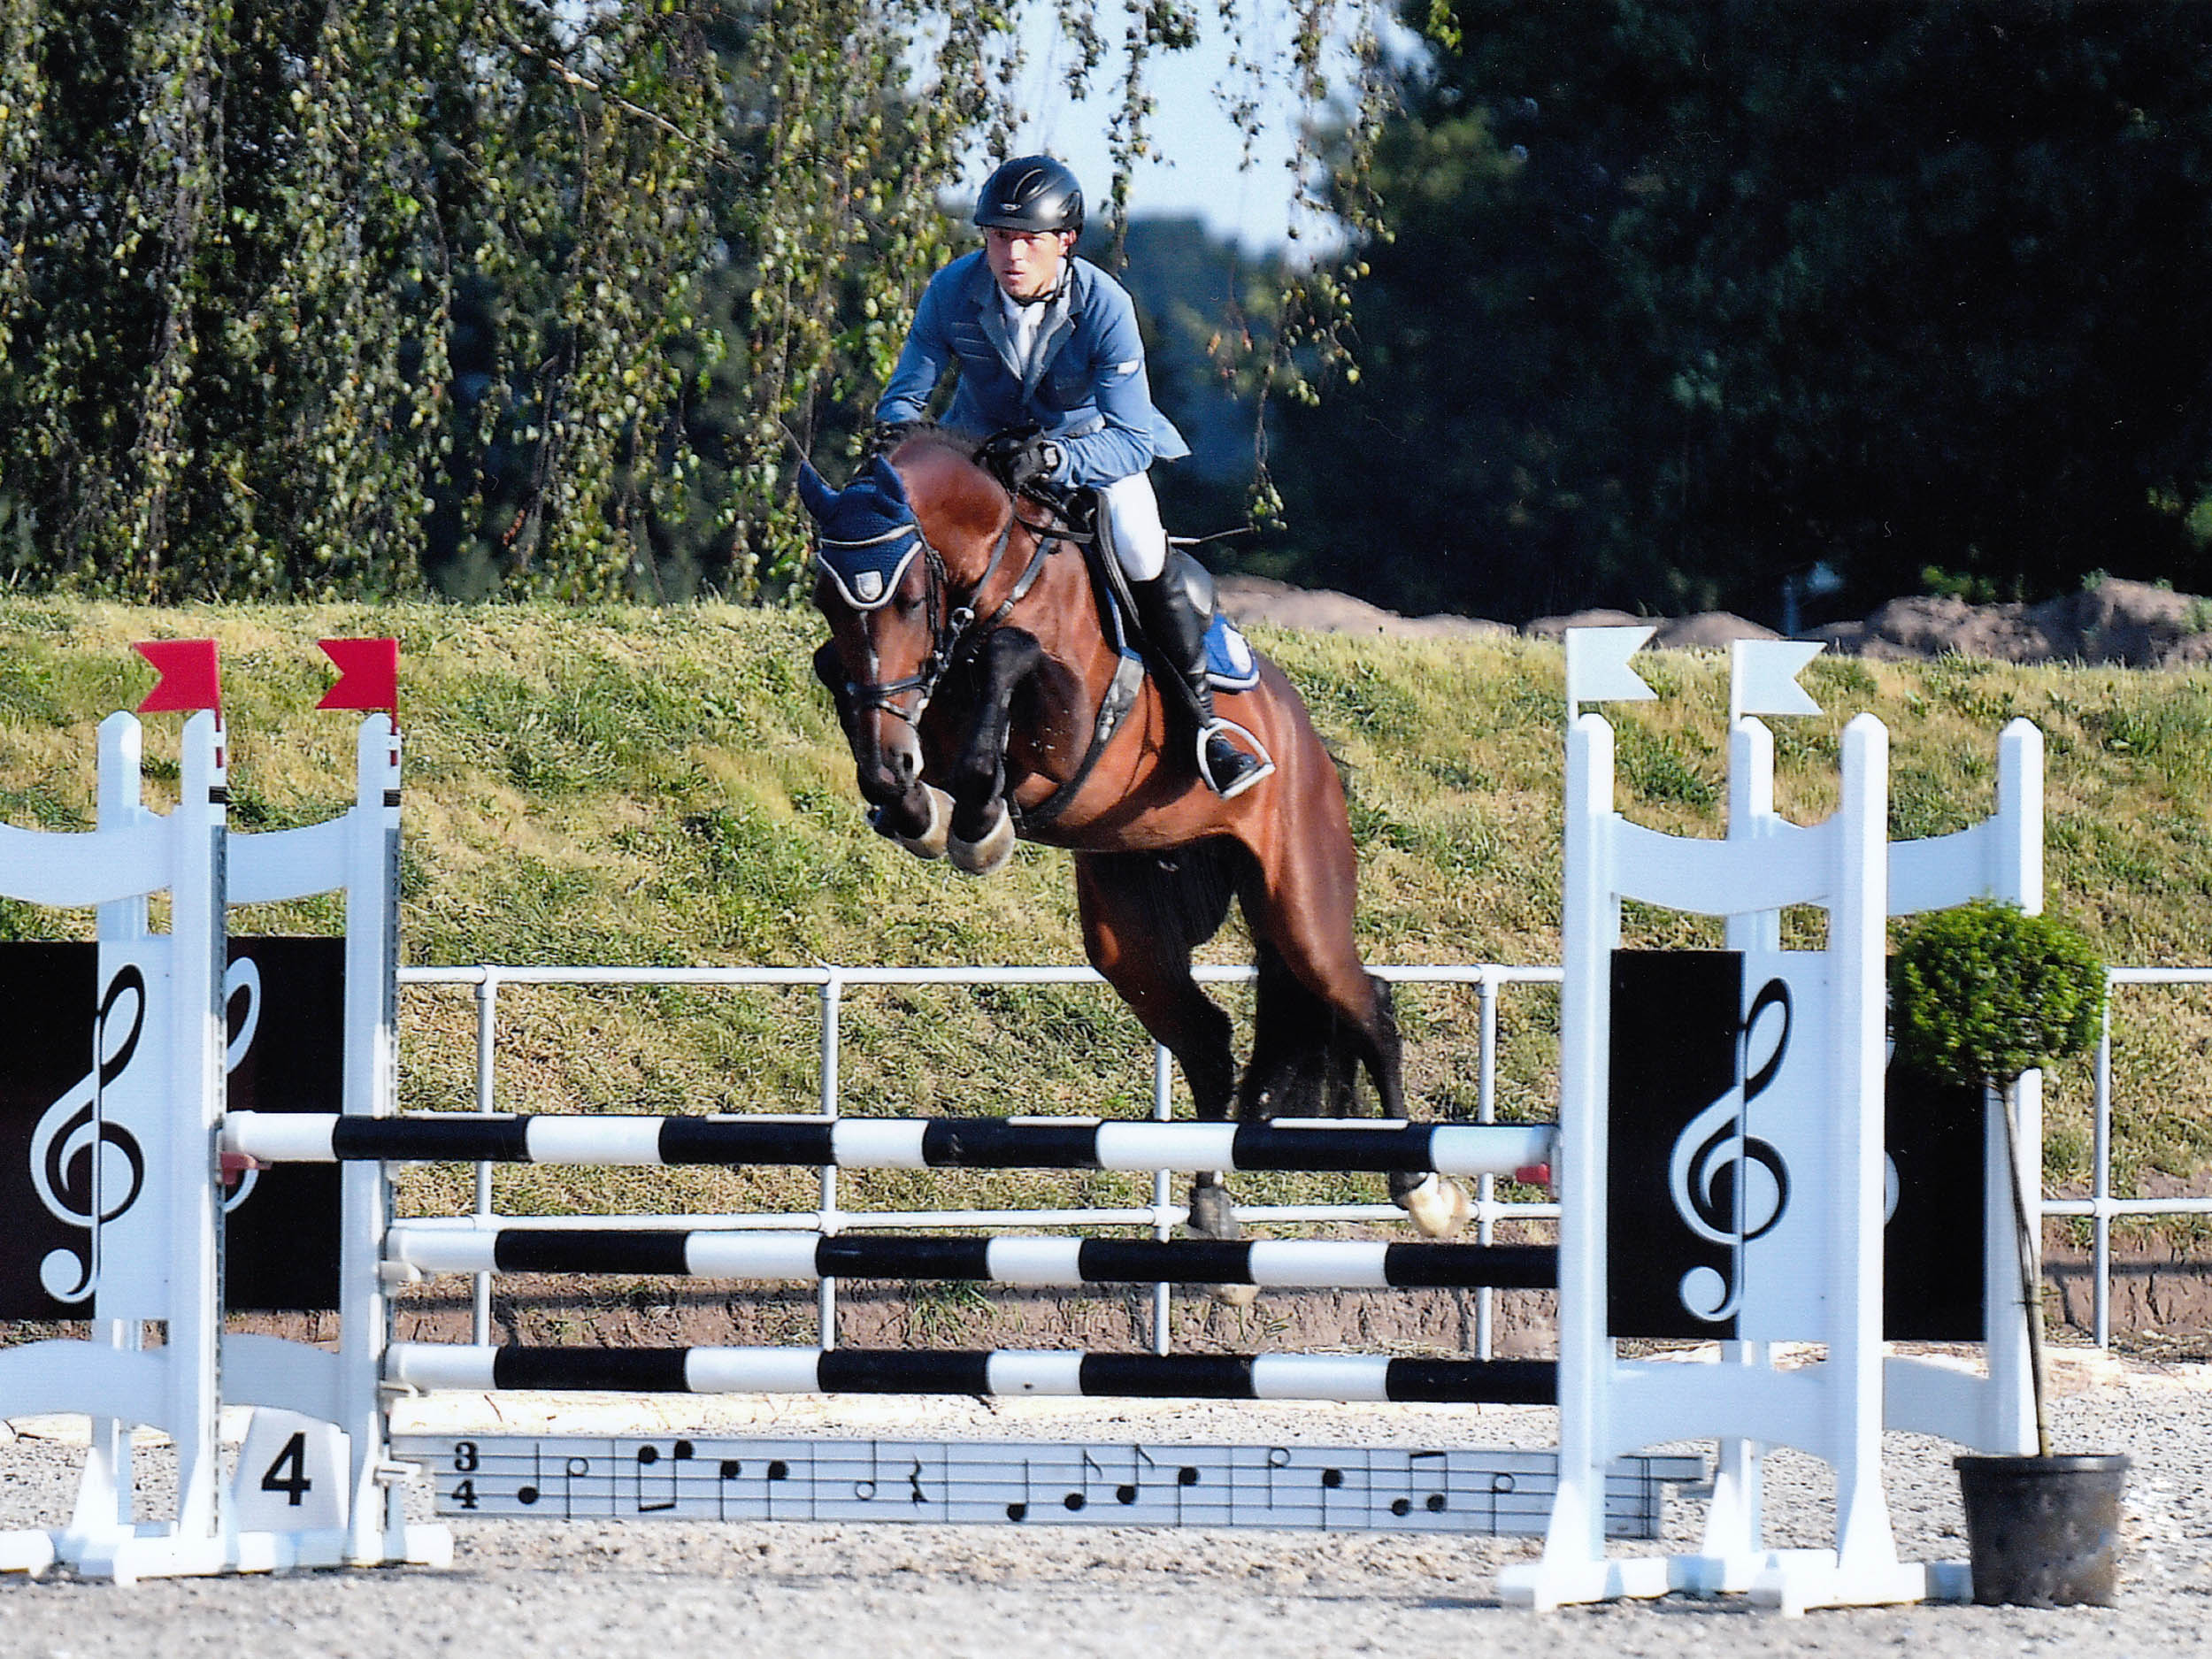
left=830, top=510, right=1053, bottom=727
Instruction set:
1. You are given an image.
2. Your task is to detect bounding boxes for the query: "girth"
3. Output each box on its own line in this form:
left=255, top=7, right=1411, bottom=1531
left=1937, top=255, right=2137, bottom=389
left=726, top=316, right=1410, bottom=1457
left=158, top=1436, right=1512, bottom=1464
left=1010, top=500, right=1144, bottom=832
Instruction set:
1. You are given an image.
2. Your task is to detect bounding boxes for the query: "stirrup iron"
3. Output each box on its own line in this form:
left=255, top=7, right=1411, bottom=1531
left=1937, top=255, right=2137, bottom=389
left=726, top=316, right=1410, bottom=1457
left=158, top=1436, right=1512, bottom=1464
left=1195, top=718, right=1274, bottom=799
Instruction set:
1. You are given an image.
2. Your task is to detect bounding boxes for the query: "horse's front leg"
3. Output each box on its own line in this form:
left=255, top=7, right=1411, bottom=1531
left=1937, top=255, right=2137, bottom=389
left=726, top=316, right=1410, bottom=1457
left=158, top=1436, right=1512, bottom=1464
left=944, top=629, right=1042, bottom=877
left=812, top=641, right=950, bottom=857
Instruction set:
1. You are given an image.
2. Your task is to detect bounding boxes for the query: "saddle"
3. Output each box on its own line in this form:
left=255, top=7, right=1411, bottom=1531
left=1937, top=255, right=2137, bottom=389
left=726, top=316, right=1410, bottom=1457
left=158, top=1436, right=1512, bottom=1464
left=1022, top=484, right=1261, bottom=695
left=1005, top=484, right=1259, bottom=829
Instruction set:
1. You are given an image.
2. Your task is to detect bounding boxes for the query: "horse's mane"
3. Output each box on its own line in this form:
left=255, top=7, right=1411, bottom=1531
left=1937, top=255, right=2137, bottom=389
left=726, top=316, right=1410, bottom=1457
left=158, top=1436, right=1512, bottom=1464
left=893, top=423, right=981, bottom=463
left=888, top=425, right=1015, bottom=548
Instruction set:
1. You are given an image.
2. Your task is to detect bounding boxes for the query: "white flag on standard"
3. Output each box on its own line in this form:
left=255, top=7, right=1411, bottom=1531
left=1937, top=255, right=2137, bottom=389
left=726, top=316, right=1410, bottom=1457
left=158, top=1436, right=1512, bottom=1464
left=1729, top=639, right=1824, bottom=722
left=1563, top=625, right=1658, bottom=720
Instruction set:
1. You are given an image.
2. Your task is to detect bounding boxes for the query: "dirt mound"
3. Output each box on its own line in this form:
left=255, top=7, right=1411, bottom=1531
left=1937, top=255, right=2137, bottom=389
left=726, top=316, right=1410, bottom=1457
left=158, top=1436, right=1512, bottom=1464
left=1524, top=610, right=1780, bottom=650
left=1223, top=572, right=2212, bottom=667
left=1816, top=578, right=2211, bottom=667
left=1216, top=575, right=1513, bottom=641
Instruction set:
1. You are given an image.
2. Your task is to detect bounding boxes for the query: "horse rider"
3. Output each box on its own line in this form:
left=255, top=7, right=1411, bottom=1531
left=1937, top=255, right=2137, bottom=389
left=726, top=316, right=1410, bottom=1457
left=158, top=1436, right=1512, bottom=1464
left=872, top=154, right=1273, bottom=800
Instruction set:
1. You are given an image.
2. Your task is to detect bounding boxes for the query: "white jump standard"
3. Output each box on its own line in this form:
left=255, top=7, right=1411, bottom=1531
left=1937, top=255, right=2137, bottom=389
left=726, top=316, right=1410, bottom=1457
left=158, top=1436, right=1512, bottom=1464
left=0, top=710, right=445, bottom=1581
left=1502, top=635, right=2044, bottom=1615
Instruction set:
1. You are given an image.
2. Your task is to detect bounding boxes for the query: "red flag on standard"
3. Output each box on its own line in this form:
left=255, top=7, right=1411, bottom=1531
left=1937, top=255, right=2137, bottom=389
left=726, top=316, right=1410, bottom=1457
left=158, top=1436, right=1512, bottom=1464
left=134, top=640, right=222, bottom=713
left=318, top=638, right=399, bottom=712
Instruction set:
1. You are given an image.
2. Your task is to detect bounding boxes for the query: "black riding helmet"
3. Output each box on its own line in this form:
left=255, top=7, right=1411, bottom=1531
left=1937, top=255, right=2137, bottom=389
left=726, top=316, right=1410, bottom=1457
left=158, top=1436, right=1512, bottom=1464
left=973, top=155, right=1084, bottom=238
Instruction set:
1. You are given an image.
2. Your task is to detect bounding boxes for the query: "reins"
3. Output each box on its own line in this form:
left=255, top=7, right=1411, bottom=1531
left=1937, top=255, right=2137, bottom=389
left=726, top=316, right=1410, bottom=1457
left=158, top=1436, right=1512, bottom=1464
left=825, top=477, right=1143, bottom=832
left=838, top=506, right=1059, bottom=726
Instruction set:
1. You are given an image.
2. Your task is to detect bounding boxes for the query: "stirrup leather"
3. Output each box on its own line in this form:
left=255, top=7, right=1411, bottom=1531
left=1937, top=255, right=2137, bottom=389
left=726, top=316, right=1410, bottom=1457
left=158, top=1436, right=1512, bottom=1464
left=1195, top=718, right=1275, bottom=799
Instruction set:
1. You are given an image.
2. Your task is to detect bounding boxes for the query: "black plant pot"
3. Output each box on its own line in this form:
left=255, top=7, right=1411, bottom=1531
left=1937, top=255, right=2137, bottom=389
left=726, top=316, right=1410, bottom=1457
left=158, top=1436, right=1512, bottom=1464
left=1955, top=1453, right=2130, bottom=1607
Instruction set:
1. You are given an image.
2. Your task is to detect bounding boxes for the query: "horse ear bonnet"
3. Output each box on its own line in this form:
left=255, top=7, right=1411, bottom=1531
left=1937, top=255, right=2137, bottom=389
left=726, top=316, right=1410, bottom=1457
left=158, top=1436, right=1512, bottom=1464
left=868, top=455, right=910, bottom=505
left=795, top=458, right=838, bottom=521
left=798, top=457, right=923, bottom=610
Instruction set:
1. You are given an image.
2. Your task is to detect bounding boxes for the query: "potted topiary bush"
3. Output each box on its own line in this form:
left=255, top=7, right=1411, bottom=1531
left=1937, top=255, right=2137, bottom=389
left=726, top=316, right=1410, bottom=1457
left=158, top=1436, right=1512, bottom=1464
left=1892, top=897, right=2124, bottom=1607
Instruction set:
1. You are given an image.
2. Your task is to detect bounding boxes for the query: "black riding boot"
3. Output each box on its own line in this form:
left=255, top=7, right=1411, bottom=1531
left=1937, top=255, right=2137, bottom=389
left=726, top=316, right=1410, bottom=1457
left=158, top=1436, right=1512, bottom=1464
left=1130, top=556, right=1275, bottom=799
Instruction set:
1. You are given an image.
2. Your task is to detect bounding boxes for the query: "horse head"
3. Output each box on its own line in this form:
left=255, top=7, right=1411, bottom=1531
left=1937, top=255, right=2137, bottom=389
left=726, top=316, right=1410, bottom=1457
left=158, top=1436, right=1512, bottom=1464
left=801, top=442, right=1010, bottom=844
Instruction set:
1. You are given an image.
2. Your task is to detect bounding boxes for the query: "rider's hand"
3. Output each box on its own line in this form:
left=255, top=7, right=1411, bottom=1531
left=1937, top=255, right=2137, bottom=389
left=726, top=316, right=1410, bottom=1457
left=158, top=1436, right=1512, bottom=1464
left=869, top=420, right=925, bottom=456
left=977, top=427, right=1063, bottom=495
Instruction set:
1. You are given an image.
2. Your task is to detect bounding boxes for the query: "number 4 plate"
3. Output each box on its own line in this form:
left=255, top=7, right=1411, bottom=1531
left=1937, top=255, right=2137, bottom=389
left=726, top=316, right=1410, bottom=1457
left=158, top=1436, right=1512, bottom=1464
left=231, top=1409, right=349, bottom=1532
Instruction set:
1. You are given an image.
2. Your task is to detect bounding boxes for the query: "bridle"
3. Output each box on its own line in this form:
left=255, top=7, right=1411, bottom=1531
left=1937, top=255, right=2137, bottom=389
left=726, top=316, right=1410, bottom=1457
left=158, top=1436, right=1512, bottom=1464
left=826, top=508, right=1059, bottom=727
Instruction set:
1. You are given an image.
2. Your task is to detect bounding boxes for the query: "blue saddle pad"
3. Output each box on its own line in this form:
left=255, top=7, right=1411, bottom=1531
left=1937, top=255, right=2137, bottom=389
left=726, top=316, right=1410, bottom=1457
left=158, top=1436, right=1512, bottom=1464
left=1203, top=612, right=1262, bottom=694
left=1093, top=569, right=1261, bottom=695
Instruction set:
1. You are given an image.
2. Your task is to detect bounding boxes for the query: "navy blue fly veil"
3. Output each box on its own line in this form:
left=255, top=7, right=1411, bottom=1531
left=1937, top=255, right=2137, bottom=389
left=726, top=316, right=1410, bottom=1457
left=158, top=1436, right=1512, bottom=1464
left=797, top=456, right=924, bottom=610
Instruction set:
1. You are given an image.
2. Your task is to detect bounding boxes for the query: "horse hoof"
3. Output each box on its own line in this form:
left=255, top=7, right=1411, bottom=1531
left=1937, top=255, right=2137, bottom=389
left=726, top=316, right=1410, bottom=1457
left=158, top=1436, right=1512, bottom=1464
left=1399, top=1172, right=1471, bottom=1239
left=948, top=802, right=1015, bottom=876
left=878, top=786, right=953, bottom=861
left=1185, top=1183, right=1241, bottom=1241
left=1207, top=1281, right=1260, bottom=1310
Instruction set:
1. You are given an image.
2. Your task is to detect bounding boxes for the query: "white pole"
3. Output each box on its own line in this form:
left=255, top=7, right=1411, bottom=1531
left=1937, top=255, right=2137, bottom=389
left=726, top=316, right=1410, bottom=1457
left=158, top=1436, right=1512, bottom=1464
left=341, top=717, right=404, bottom=1563
left=67, top=715, right=150, bottom=1556
left=1151, top=1043, right=1173, bottom=1356
left=2093, top=992, right=2113, bottom=1350
left=1829, top=715, right=1899, bottom=1583
left=165, top=710, right=228, bottom=1571
left=472, top=973, right=498, bottom=1346
left=1475, top=968, right=1497, bottom=1361
left=1702, top=714, right=1777, bottom=1568
left=818, top=972, right=842, bottom=1349
left=1535, top=713, right=1617, bottom=1586
left=1986, top=719, right=2045, bottom=1451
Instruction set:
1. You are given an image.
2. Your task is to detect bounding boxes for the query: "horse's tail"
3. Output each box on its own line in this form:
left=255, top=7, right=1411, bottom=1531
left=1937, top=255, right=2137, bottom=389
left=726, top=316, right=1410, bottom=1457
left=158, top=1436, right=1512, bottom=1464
left=1237, top=935, right=1377, bottom=1121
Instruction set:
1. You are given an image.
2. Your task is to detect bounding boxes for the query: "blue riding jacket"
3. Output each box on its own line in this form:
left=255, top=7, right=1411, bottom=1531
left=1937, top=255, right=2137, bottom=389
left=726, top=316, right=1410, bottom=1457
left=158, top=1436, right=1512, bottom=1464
left=875, top=251, right=1190, bottom=489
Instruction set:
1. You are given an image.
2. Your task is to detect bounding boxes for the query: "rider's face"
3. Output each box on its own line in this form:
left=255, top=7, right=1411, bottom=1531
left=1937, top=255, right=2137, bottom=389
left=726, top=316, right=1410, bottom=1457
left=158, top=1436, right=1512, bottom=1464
left=984, top=227, right=1074, bottom=302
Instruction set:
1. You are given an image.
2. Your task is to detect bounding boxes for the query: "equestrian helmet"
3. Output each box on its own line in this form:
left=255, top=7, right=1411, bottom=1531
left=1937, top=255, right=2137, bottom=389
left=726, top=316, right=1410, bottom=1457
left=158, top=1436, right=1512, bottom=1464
left=973, top=155, right=1084, bottom=238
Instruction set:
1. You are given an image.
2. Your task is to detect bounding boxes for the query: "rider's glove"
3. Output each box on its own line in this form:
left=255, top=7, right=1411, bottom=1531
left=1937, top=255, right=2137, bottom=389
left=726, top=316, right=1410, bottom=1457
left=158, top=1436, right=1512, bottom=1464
left=869, top=420, right=925, bottom=456
left=977, top=427, right=1063, bottom=495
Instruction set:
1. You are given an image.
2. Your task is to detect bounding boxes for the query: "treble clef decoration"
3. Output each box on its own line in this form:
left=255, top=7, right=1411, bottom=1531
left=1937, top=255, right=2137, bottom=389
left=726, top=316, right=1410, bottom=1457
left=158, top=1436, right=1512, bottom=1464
left=30, top=963, right=150, bottom=1303
left=1666, top=977, right=1793, bottom=1325
left=219, top=954, right=264, bottom=1213
left=27, top=954, right=265, bottom=1304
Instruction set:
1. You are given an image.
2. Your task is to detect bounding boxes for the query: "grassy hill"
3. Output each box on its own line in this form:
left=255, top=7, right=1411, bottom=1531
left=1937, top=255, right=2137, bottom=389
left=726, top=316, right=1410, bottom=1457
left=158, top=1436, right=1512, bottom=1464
left=3, top=600, right=2208, bottom=1235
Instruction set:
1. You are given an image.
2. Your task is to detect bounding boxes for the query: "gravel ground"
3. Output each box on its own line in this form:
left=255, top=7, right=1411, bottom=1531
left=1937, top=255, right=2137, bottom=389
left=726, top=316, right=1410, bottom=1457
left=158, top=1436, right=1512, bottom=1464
left=0, top=1350, right=2203, bottom=1659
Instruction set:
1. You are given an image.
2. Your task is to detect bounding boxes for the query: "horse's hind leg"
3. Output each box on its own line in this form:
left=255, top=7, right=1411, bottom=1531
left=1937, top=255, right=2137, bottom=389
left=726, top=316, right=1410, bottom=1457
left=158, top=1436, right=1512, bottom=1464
left=1359, top=983, right=1469, bottom=1236
left=1240, top=830, right=1471, bottom=1239
left=1074, top=849, right=1257, bottom=1301
left=1241, top=938, right=1362, bottom=1120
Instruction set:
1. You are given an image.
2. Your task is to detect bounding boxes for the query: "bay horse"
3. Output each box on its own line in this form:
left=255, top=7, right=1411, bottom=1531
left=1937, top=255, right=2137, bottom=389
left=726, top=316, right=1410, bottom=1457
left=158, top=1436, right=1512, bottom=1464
left=801, top=434, right=1470, bottom=1266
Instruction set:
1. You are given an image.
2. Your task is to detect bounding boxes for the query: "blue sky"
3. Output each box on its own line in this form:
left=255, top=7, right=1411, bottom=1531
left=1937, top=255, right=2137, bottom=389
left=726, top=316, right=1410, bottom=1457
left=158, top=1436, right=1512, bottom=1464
left=995, top=4, right=1383, bottom=253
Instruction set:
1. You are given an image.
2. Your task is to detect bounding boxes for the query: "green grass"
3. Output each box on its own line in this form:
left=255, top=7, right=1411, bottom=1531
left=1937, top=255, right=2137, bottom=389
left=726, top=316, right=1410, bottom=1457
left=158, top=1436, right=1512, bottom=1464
left=3, top=602, right=2210, bottom=1240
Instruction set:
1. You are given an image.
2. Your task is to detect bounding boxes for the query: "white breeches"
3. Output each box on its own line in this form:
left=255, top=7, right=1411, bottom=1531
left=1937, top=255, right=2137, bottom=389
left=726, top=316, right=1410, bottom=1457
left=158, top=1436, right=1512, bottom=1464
left=1095, top=472, right=1168, bottom=582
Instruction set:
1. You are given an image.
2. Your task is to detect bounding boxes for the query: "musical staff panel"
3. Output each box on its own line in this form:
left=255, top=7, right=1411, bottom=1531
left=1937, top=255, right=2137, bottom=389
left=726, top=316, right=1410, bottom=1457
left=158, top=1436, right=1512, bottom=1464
left=392, top=1435, right=1703, bottom=1539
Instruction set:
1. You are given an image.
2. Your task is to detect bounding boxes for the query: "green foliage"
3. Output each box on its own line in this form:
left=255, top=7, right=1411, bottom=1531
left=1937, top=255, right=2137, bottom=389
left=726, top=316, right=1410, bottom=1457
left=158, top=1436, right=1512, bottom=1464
left=1893, top=900, right=2106, bottom=1090
left=0, top=0, right=1407, bottom=602
left=0, top=0, right=726, bottom=598
left=1263, top=1, right=2212, bottom=625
